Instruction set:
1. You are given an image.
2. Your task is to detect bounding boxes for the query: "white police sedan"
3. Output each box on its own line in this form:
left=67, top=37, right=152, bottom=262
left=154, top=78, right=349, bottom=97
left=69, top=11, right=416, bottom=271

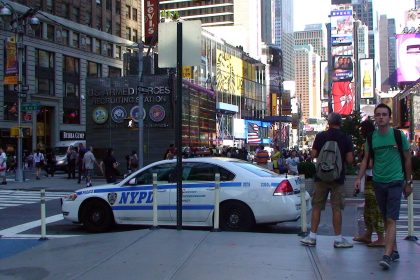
left=62, top=157, right=311, bottom=232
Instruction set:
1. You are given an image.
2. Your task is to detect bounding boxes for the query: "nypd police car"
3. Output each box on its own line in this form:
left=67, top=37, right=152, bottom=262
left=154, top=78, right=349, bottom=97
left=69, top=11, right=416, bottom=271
left=62, top=157, right=311, bottom=232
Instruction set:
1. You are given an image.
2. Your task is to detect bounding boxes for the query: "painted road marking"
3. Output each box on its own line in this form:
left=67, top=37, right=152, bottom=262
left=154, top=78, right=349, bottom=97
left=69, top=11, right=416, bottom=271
left=0, top=214, right=63, bottom=237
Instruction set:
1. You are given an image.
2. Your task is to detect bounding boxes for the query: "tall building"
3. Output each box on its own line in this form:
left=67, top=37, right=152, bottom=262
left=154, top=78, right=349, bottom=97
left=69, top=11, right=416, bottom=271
left=294, top=45, right=320, bottom=121
left=387, top=18, right=397, bottom=89
left=294, top=24, right=327, bottom=61
left=355, top=22, right=369, bottom=59
left=378, top=15, right=390, bottom=92
left=416, top=0, right=420, bottom=9
left=0, top=0, right=137, bottom=151
left=274, top=0, right=294, bottom=81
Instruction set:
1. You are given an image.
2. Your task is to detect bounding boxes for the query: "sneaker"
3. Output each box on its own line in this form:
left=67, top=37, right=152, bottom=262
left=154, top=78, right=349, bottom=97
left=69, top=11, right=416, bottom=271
left=334, top=238, right=353, bottom=248
left=380, top=255, right=392, bottom=270
left=300, top=236, right=316, bottom=247
left=390, top=251, right=400, bottom=262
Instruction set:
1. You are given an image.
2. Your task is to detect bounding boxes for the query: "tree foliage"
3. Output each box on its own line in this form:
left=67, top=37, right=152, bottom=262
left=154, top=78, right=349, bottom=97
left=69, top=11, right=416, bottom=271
left=341, top=111, right=364, bottom=157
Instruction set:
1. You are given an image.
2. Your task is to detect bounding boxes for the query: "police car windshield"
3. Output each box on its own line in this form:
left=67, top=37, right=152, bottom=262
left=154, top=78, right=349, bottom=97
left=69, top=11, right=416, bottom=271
left=234, top=162, right=279, bottom=177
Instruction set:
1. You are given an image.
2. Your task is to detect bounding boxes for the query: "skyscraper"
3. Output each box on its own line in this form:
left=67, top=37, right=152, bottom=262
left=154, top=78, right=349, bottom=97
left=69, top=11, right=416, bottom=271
left=274, top=0, right=294, bottom=81
left=294, top=24, right=327, bottom=60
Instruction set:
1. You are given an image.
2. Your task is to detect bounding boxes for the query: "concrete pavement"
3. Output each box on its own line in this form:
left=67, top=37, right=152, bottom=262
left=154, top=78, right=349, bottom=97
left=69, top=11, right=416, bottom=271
left=0, top=228, right=419, bottom=280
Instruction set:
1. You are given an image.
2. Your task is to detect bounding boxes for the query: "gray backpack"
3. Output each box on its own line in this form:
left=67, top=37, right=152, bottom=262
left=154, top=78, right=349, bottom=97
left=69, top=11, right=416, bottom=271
left=316, top=140, right=342, bottom=182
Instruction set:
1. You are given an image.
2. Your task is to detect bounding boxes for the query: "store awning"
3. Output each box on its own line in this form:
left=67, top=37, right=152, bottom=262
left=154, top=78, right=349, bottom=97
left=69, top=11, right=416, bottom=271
left=398, top=77, right=420, bottom=100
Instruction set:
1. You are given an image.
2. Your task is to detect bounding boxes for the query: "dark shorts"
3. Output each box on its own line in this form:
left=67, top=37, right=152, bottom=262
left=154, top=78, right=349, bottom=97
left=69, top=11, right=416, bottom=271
left=312, top=181, right=344, bottom=210
left=373, top=180, right=404, bottom=221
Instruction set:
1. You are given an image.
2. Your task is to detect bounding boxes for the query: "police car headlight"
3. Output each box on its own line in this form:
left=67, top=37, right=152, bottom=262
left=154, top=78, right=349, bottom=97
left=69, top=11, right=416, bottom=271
left=57, top=160, right=65, bottom=165
left=64, top=193, right=78, bottom=201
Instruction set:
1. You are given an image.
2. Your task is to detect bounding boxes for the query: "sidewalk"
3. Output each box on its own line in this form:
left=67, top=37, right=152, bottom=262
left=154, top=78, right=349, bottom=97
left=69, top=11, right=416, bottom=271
left=2, top=171, right=108, bottom=192
left=0, top=228, right=418, bottom=280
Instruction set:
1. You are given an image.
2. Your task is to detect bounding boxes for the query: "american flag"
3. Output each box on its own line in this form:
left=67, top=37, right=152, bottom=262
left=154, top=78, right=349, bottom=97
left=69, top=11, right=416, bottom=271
left=247, top=122, right=260, bottom=144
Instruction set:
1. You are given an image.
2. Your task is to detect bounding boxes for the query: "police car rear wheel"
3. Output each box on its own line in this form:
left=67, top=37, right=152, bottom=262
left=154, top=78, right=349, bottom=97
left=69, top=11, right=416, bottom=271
left=82, top=200, right=113, bottom=232
left=220, top=201, right=254, bottom=231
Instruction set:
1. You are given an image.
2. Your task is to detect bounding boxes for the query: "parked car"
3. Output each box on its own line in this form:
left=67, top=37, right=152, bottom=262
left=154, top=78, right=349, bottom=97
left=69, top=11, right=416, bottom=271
left=62, top=157, right=311, bottom=232
left=54, top=141, right=85, bottom=171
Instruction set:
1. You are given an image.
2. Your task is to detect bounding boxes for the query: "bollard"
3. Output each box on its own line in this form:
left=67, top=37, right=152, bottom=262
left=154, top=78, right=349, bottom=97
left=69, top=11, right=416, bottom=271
left=151, top=173, right=159, bottom=230
left=405, top=193, right=418, bottom=241
left=39, top=189, right=48, bottom=241
left=212, top=173, right=221, bottom=232
left=299, top=175, right=308, bottom=236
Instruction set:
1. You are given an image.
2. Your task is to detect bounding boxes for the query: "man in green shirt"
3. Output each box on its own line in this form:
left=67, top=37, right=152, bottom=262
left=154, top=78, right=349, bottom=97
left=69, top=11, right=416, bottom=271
left=355, top=103, right=412, bottom=270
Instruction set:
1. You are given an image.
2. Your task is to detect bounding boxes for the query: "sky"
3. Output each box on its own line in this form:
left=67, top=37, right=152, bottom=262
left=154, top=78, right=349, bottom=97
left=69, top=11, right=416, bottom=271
left=293, top=0, right=415, bottom=31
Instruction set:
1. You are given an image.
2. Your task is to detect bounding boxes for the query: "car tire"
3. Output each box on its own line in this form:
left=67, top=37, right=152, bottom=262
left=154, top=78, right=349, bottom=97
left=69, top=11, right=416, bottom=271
left=81, top=200, right=113, bottom=233
left=220, top=201, right=254, bottom=231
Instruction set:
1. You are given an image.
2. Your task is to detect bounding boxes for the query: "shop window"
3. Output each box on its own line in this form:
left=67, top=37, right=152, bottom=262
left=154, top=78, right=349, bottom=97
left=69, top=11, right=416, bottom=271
left=87, top=61, right=101, bottom=77
left=73, top=32, right=80, bottom=48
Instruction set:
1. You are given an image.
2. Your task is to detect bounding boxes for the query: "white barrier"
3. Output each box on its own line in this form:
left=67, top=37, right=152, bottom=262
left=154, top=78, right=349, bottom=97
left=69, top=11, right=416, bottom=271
left=299, top=175, right=308, bottom=235
left=405, top=193, right=418, bottom=241
left=212, top=173, right=221, bottom=232
left=151, top=173, right=159, bottom=230
left=40, top=189, right=48, bottom=240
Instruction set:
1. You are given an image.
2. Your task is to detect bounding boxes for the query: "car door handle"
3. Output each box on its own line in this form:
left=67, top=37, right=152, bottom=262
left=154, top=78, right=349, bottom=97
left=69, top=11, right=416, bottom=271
left=157, top=190, right=167, bottom=193
left=206, top=188, right=215, bottom=191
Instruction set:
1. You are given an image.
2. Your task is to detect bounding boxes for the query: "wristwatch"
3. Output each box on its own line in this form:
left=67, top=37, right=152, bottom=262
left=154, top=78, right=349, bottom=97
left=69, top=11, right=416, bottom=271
left=406, top=180, right=413, bottom=186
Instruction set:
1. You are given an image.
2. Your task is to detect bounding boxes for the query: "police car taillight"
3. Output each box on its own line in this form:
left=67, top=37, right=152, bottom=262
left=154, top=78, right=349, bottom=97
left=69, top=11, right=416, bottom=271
left=273, top=181, right=294, bottom=196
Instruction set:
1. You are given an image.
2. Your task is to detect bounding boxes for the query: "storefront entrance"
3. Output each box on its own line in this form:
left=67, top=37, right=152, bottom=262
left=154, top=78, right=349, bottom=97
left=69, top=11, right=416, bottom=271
left=36, top=106, right=54, bottom=151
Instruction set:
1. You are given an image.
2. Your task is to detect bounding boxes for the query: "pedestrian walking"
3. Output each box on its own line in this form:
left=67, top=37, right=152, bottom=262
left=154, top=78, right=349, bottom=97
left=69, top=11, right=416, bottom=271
left=270, top=146, right=282, bottom=173
left=100, top=148, right=119, bottom=183
left=76, top=143, right=86, bottom=184
left=83, top=146, right=102, bottom=187
left=67, top=146, right=77, bottom=179
left=128, top=150, right=139, bottom=173
left=0, top=147, right=7, bottom=185
left=44, top=149, right=56, bottom=177
left=353, top=119, right=385, bottom=247
left=354, top=103, right=412, bottom=270
left=255, top=145, right=269, bottom=167
left=33, top=149, right=45, bottom=180
left=300, top=112, right=354, bottom=248
left=286, top=150, right=300, bottom=175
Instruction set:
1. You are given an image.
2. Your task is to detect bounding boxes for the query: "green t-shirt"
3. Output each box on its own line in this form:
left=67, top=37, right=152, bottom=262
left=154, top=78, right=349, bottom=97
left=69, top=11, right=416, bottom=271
left=368, top=128, right=409, bottom=183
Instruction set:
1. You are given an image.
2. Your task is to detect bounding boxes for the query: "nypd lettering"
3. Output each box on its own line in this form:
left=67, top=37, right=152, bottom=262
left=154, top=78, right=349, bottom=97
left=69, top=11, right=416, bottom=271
left=118, top=191, right=153, bottom=204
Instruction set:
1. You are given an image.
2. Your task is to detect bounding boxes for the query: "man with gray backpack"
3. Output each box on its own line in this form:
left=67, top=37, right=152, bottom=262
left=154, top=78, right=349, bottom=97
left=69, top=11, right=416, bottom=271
left=300, top=112, right=354, bottom=248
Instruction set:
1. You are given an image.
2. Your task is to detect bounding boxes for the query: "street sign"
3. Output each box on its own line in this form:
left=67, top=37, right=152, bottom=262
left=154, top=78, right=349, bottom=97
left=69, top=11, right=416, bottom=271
left=21, top=102, right=41, bottom=112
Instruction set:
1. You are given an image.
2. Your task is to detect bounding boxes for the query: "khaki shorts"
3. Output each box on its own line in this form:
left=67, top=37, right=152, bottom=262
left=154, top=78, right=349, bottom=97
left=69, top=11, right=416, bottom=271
left=312, top=181, right=345, bottom=210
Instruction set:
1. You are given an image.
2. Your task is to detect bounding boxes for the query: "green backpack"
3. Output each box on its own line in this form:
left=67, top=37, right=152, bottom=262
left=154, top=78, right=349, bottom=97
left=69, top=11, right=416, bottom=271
left=316, top=140, right=343, bottom=182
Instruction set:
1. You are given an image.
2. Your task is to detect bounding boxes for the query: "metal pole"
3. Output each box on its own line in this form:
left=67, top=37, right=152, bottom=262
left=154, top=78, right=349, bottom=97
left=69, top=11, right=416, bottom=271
left=212, top=173, right=221, bottom=232
left=39, top=189, right=48, bottom=240
left=354, top=20, right=360, bottom=112
left=138, top=42, right=144, bottom=168
left=326, top=23, right=333, bottom=114
left=16, top=28, right=24, bottom=182
left=299, top=175, right=308, bottom=236
left=176, top=22, right=183, bottom=230
left=405, top=193, right=418, bottom=241
left=151, top=172, right=159, bottom=229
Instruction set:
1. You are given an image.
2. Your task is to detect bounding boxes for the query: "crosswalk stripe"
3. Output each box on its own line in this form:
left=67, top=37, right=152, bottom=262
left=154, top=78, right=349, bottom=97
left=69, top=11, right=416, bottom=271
left=0, top=190, right=70, bottom=210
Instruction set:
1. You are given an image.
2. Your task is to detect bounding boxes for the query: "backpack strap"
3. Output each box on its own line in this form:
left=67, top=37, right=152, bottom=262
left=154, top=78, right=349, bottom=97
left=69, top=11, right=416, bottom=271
left=393, top=128, right=406, bottom=178
left=367, top=132, right=374, bottom=162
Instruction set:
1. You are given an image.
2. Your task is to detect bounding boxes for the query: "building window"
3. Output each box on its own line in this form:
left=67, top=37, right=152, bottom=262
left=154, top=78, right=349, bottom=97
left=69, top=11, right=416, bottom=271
left=46, top=24, right=54, bottom=41
left=34, top=22, right=43, bottom=38
left=45, top=0, right=54, bottom=13
left=116, top=1, right=121, bottom=14
left=73, top=32, right=79, bottom=48
left=105, top=19, right=112, bottom=34
left=133, top=29, right=138, bottom=42
left=63, top=56, right=80, bottom=124
left=87, top=61, right=102, bottom=77
left=85, top=36, right=92, bottom=52
left=116, top=46, right=121, bottom=59
left=97, top=16, right=102, bottom=30
left=62, top=3, right=70, bottom=19
left=108, top=66, right=121, bottom=77
left=61, top=29, right=69, bottom=45
left=86, top=13, right=92, bottom=27
left=35, top=49, right=55, bottom=96
left=106, top=0, right=112, bottom=10
left=72, top=7, right=80, bottom=21
left=126, top=5, right=131, bottom=19
left=105, top=42, right=113, bottom=57
left=126, top=27, right=131, bottom=40
left=95, top=38, right=101, bottom=54
left=132, top=8, right=137, bottom=21
left=96, top=0, right=101, bottom=5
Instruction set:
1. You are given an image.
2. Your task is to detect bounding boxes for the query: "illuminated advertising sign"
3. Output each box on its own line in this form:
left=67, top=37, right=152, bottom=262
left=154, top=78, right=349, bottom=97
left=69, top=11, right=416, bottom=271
left=332, top=81, right=353, bottom=115
left=245, top=120, right=271, bottom=145
left=144, top=0, right=159, bottom=45
left=359, top=58, right=374, bottom=98
left=216, top=49, right=244, bottom=96
left=331, top=0, right=351, bottom=4
left=332, top=55, right=353, bottom=81
left=320, top=61, right=329, bottom=100
left=271, top=93, right=278, bottom=116
left=330, top=9, right=353, bottom=46
left=4, top=36, right=18, bottom=85
left=396, top=33, right=420, bottom=82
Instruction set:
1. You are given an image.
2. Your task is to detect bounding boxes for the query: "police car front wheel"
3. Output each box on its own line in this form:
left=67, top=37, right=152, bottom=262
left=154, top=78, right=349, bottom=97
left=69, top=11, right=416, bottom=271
left=220, top=201, right=255, bottom=231
left=81, top=200, right=114, bottom=233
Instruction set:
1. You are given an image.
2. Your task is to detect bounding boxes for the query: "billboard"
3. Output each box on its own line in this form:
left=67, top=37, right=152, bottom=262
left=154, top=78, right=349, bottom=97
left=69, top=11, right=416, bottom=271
left=320, top=61, right=329, bottom=100
left=4, top=36, right=18, bottom=85
left=396, top=33, right=420, bottom=83
left=330, top=9, right=353, bottom=46
left=245, top=120, right=271, bottom=145
left=332, top=81, right=353, bottom=115
left=216, top=49, right=244, bottom=96
left=332, top=55, right=353, bottom=81
left=359, top=58, right=374, bottom=98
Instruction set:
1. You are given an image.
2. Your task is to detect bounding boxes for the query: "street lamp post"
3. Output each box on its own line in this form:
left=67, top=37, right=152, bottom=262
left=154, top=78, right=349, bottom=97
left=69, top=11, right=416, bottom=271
left=1, top=2, right=39, bottom=182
